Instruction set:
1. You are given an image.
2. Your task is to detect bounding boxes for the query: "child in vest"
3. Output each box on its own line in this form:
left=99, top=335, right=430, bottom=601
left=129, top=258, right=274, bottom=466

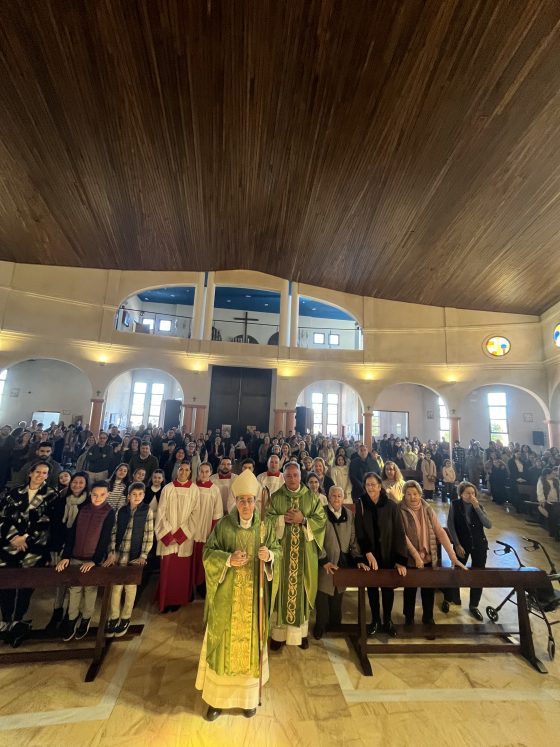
left=56, top=480, right=115, bottom=641
left=104, top=482, right=154, bottom=637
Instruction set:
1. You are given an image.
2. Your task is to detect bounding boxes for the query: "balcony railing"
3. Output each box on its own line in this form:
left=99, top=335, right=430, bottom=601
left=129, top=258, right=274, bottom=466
left=211, top=318, right=280, bottom=345
left=115, top=307, right=362, bottom=349
left=116, top=306, right=192, bottom=339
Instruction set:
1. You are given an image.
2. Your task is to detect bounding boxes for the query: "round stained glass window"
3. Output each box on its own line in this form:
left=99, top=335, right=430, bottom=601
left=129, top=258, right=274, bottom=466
left=485, top=336, right=511, bottom=357
left=554, top=324, right=560, bottom=348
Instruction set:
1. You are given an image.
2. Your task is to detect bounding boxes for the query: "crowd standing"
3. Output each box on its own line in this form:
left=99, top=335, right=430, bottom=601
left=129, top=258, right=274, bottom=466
left=0, top=417, right=558, bottom=717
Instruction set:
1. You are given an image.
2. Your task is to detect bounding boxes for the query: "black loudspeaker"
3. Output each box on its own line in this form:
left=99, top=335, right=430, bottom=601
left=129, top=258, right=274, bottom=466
left=161, top=399, right=182, bottom=430
left=296, top=406, right=313, bottom=435
left=532, top=430, right=545, bottom=446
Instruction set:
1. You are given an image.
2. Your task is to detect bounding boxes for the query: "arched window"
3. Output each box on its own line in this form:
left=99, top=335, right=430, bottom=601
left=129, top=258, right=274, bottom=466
left=298, top=297, right=362, bottom=350
left=116, top=287, right=195, bottom=338
left=212, top=287, right=280, bottom=344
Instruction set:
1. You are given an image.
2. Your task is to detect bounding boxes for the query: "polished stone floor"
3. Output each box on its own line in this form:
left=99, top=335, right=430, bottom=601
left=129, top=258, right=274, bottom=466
left=1, top=497, right=559, bottom=747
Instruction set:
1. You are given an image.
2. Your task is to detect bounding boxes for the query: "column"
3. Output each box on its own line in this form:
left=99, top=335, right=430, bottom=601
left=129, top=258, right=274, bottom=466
left=89, top=398, right=105, bottom=436
left=274, top=409, right=286, bottom=435
left=290, top=281, right=299, bottom=347
left=363, top=411, right=373, bottom=450
left=202, top=272, right=216, bottom=341
left=191, top=272, right=205, bottom=340
left=194, top=404, right=207, bottom=436
left=341, top=424, right=346, bottom=438
left=183, top=405, right=194, bottom=432
left=286, top=409, right=296, bottom=435
left=279, top=279, right=290, bottom=347
left=449, top=415, right=461, bottom=444
left=546, top=420, right=560, bottom=448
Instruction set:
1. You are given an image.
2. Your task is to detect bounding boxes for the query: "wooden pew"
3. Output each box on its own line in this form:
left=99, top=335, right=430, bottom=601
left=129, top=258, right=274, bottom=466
left=517, top=483, right=541, bottom=523
left=333, top=567, right=549, bottom=676
left=0, top=565, right=143, bottom=681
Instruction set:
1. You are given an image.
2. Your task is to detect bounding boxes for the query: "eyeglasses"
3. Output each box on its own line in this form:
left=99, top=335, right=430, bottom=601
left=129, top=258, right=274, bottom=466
left=236, top=498, right=255, bottom=506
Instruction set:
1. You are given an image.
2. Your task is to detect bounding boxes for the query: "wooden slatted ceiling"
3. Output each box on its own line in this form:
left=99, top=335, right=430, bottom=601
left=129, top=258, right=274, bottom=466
left=0, top=0, right=560, bottom=314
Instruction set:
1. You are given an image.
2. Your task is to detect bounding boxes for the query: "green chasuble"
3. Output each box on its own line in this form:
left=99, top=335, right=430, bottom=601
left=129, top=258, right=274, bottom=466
left=265, top=484, right=326, bottom=627
left=202, top=509, right=280, bottom=677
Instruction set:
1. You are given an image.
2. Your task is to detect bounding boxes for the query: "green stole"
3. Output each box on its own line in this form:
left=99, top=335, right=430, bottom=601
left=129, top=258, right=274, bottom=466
left=265, top=484, right=326, bottom=627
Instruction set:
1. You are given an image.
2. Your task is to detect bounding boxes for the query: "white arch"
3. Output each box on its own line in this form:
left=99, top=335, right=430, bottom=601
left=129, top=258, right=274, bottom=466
left=461, top=382, right=551, bottom=421
left=298, top=292, right=362, bottom=329
left=118, top=281, right=197, bottom=303
left=104, top=367, right=185, bottom=430
left=104, top=367, right=184, bottom=400
left=550, top=382, right=560, bottom=420
left=295, top=378, right=365, bottom=412
left=374, top=381, right=448, bottom=411
left=0, top=356, right=93, bottom=393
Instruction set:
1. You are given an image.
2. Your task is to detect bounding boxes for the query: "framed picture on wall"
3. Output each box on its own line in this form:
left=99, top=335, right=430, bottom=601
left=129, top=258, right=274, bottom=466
left=523, top=413, right=533, bottom=423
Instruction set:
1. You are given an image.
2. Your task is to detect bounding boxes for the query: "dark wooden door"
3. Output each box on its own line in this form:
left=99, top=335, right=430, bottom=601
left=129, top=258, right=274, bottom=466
left=208, top=366, right=272, bottom=438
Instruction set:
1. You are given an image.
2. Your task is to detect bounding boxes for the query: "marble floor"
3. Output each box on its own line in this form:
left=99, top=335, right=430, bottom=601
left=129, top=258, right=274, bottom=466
left=1, top=497, right=559, bottom=747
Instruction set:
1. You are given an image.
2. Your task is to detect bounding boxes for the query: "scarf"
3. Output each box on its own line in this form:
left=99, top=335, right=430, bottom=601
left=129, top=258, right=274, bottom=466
left=404, top=502, right=430, bottom=560
left=63, top=492, right=87, bottom=527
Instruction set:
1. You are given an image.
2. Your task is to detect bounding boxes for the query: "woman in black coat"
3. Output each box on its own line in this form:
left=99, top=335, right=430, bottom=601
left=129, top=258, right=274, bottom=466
left=489, top=459, right=509, bottom=505
left=354, top=471, right=408, bottom=637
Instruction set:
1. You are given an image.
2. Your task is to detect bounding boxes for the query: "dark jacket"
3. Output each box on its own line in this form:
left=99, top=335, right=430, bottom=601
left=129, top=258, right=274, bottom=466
left=85, top=444, right=113, bottom=473
left=128, top=453, right=159, bottom=480
left=349, top=454, right=381, bottom=501
left=354, top=492, right=408, bottom=568
left=448, top=498, right=488, bottom=554
left=114, top=502, right=151, bottom=561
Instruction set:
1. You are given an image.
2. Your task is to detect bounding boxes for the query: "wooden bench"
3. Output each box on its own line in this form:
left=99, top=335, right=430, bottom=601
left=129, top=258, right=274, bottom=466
left=332, top=566, right=550, bottom=676
left=0, top=565, right=143, bottom=681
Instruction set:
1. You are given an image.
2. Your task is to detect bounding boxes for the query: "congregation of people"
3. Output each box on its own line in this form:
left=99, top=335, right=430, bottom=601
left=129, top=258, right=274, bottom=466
left=0, top=416, right=559, bottom=718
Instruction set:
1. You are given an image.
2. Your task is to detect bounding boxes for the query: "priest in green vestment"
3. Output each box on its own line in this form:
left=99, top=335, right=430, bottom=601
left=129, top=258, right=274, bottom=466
left=265, top=461, right=326, bottom=648
left=195, top=469, right=280, bottom=721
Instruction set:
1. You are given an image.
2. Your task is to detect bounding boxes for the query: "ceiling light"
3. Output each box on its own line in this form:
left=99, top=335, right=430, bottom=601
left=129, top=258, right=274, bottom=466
left=245, top=294, right=251, bottom=298
left=311, top=307, right=316, bottom=311
left=227, top=299, right=231, bottom=303
left=264, top=303, right=269, bottom=307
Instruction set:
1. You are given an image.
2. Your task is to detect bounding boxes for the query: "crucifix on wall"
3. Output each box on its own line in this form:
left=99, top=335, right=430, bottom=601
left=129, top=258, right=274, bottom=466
left=233, top=311, right=259, bottom=343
